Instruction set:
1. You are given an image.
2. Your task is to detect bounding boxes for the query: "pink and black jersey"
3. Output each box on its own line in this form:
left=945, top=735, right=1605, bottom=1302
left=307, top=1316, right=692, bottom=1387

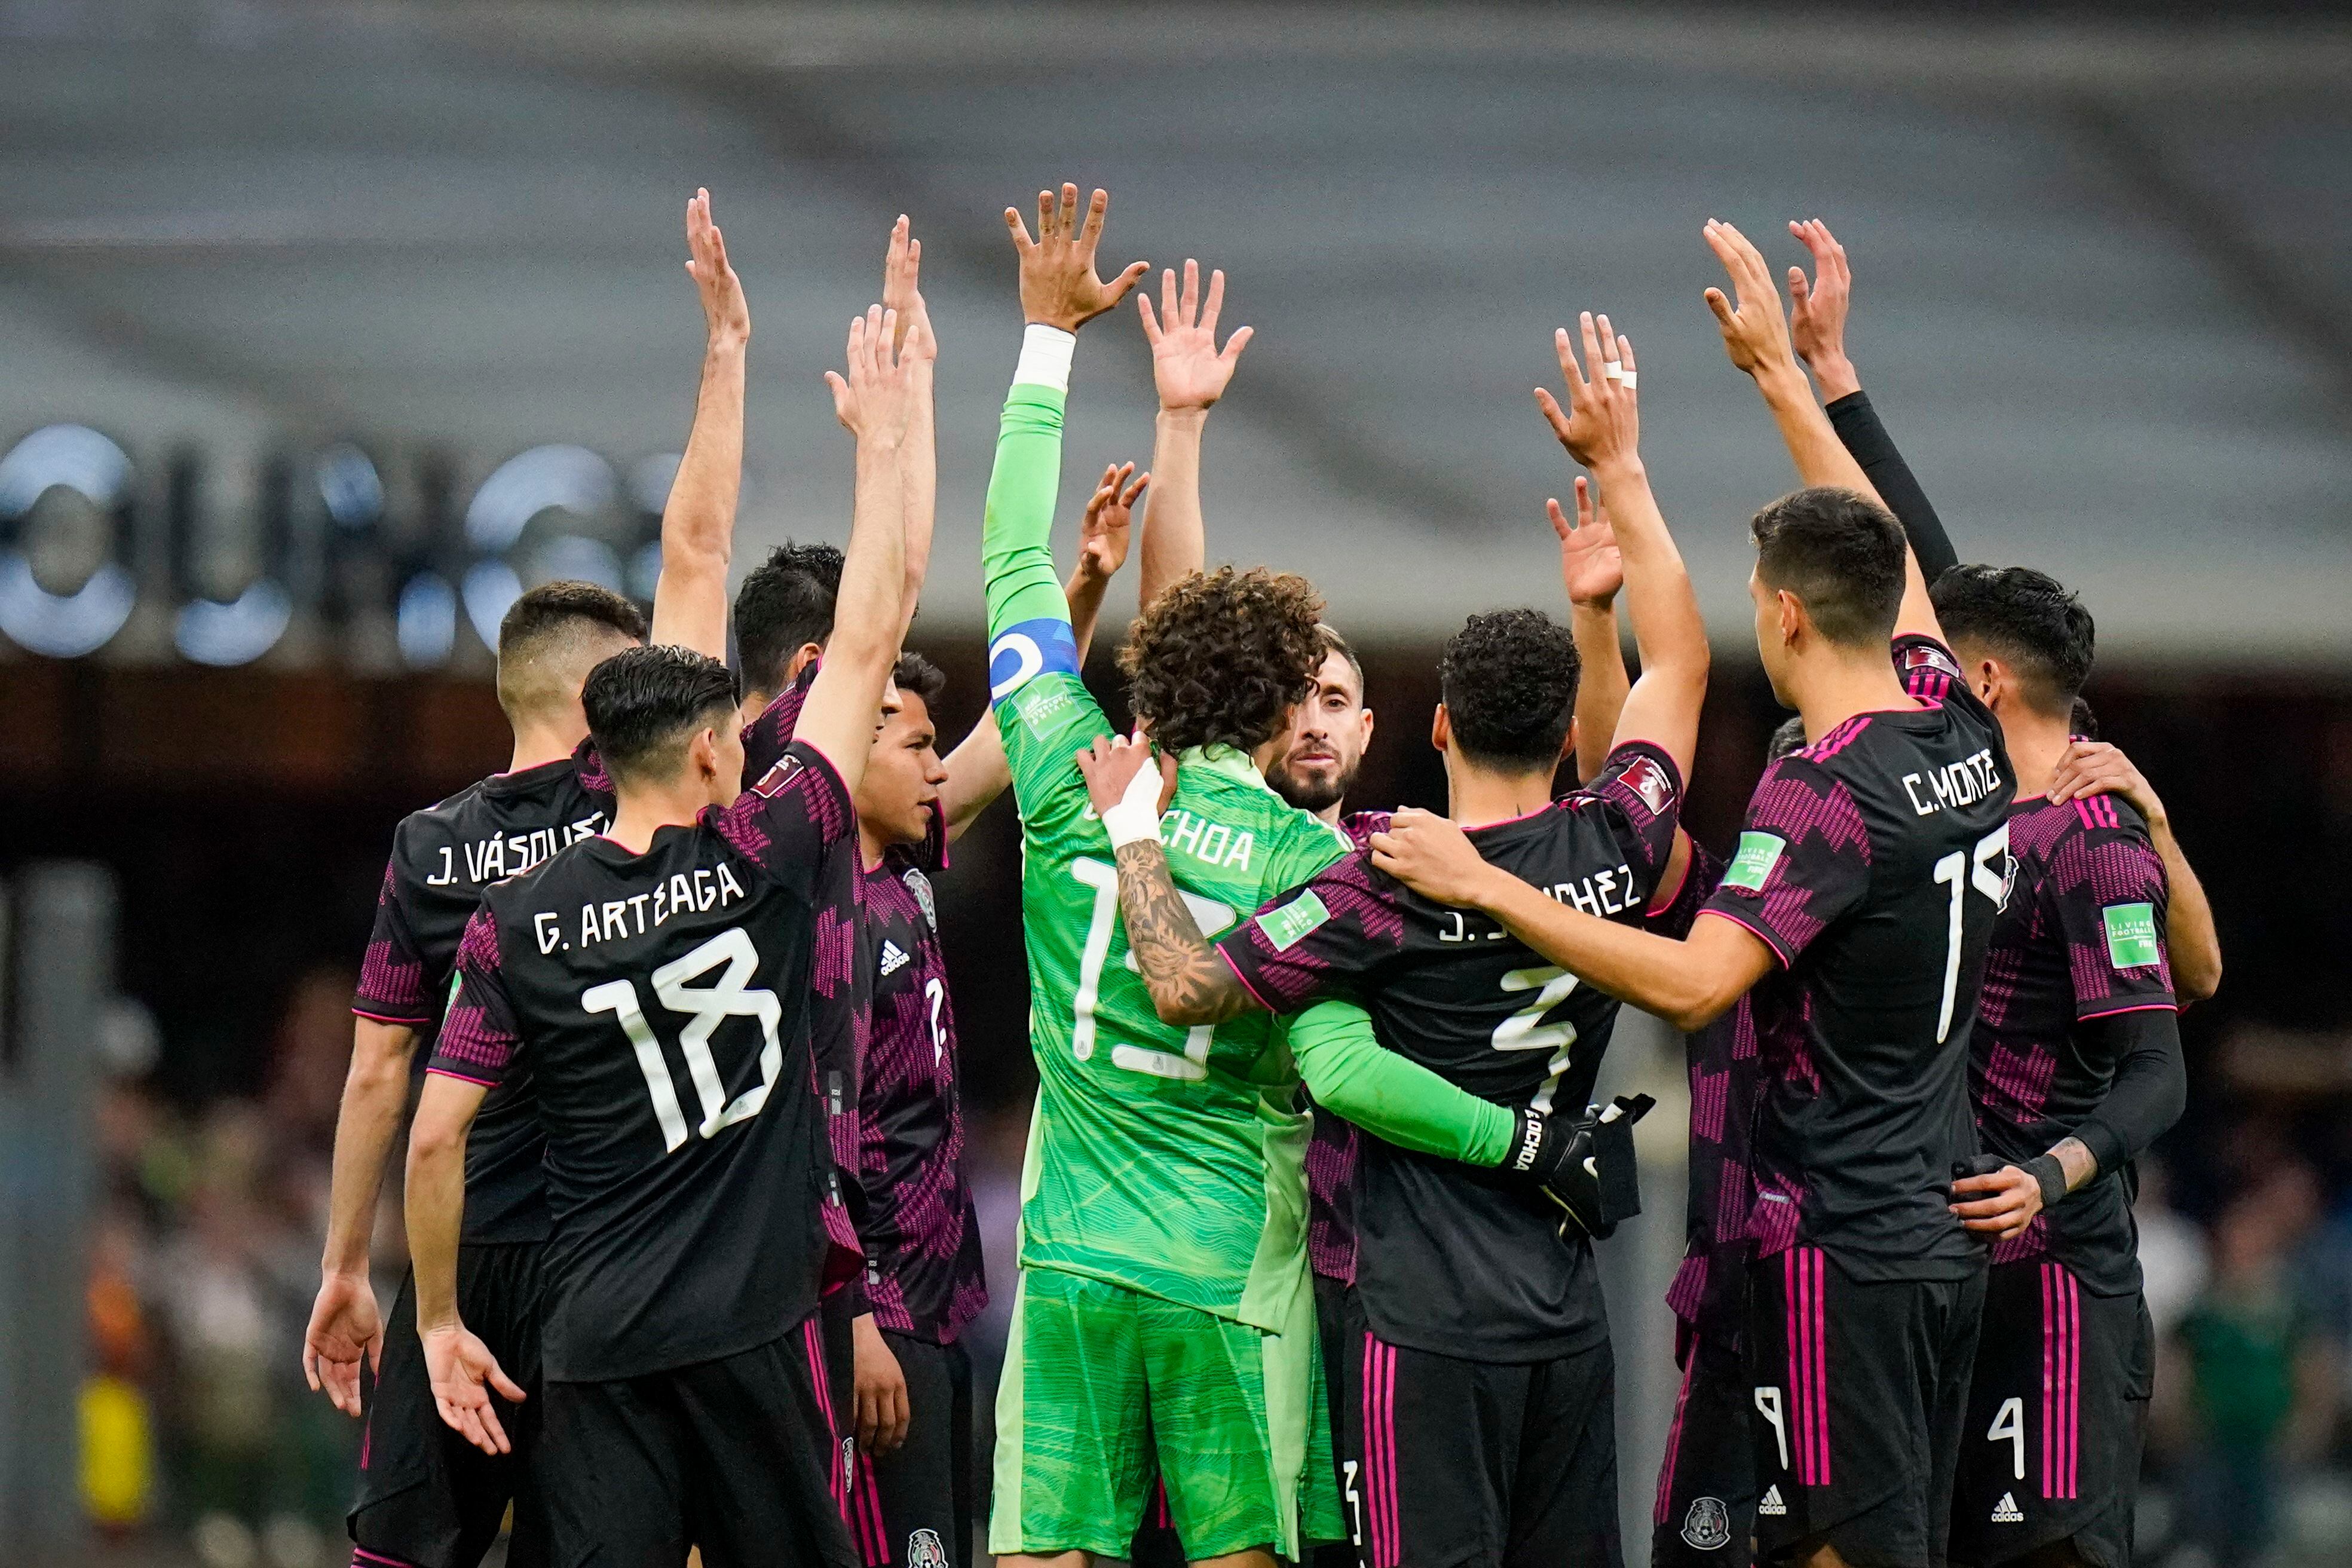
left=353, top=753, right=614, bottom=1242
left=1301, top=809, right=1389, bottom=1285
left=855, top=804, right=988, bottom=1342
left=1648, top=840, right=1760, bottom=1352
left=428, top=742, right=862, bottom=1382
left=1701, top=634, right=2012, bottom=1285
left=1974, top=794, right=2175, bottom=1294
left=741, top=659, right=820, bottom=785
left=1219, top=742, right=1682, bottom=1361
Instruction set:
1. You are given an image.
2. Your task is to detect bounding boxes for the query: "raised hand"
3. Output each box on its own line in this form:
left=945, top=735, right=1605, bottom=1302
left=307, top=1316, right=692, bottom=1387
left=683, top=188, right=749, bottom=351
left=422, top=1322, right=527, bottom=1456
left=1535, top=312, right=1641, bottom=475
left=1552, top=475, right=1624, bottom=609
left=1139, top=259, right=1253, bottom=412
left=1786, top=218, right=1858, bottom=400
left=1702, top=219, right=1799, bottom=382
left=881, top=213, right=933, bottom=359
left=301, top=1272, right=382, bottom=1417
left=1076, top=461, right=1149, bottom=586
left=824, top=305, right=914, bottom=443
left=1004, top=184, right=1149, bottom=333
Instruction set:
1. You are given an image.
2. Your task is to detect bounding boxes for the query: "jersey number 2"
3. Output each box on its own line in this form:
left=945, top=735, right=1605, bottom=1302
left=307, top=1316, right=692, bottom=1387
left=583, top=926, right=783, bottom=1153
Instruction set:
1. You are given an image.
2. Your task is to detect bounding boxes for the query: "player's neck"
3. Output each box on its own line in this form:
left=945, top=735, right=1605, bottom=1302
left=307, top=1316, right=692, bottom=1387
left=1997, top=708, right=2074, bottom=801
left=858, top=820, right=889, bottom=873
left=507, top=719, right=585, bottom=775
left=1316, top=802, right=1344, bottom=827
left=1792, top=647, right=1916, bottom=743
left=607, top=780, right=713, bottom=853
left=1445, top=758, right=1555, bottom=828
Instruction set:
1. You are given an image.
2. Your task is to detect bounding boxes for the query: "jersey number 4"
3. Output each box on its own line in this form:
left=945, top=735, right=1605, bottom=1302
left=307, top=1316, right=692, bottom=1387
left=583, top=926, right=783, bottom=1153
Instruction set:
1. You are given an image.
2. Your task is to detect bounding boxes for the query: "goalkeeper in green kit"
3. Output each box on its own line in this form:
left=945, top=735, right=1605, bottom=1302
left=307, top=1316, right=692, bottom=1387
left=983, top=185, right=1532, bottom=1568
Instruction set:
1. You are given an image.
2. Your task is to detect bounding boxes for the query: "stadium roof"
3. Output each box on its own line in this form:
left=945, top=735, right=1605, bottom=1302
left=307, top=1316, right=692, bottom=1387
left=4, top=2, right=2348, bottom=662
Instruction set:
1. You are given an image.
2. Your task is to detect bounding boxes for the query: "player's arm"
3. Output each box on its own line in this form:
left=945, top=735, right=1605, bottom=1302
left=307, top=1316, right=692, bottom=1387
left=938, top=463, right=1144, bottom=841
left=1557, top=475, right=1629, bottom=785
left=302, top=1015, right=418, bottom=1414
left=649, top=189, right=750, bottom=660
left=1136, top=258, right=1252, bottom=607
left=2050, top=740, right=2222, bottom=1003
left=1785, top=218, right=1960, bottom=583
left=1538, top=310, right=1708, bottom=795
left=1703, top=219, right=1942, bottom=644
left=406, top=911, right=528, bottom=1457
left=1288, top=1000, right=1515, bottom=1163
left=883, top=216, right=938, bottom=636
left=796, top=305, right=914, bottom=792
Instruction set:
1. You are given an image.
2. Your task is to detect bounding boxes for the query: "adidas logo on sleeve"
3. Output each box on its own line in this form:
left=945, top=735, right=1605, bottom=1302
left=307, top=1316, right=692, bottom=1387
left=1757, top=1486, right=1787, bottom=1518
left=1990, top=1493, right=2024, bottom=1524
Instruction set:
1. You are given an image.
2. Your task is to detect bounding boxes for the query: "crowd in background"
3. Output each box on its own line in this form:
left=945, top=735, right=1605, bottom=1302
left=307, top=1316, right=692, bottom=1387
left=69, top=955, right=2352, bottom=1568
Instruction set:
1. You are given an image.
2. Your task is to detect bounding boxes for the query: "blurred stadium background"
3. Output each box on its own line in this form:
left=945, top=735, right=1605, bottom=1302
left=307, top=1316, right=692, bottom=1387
left=2, top=3, right=2349, bottom=1566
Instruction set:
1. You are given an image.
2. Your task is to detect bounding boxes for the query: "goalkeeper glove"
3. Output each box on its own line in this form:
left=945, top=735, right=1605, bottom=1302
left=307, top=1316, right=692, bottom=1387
left=1508, top=1094, right=1654, bottom=1238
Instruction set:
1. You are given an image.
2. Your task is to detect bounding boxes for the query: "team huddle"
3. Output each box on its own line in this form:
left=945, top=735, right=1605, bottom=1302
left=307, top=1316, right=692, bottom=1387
left=299, top=183, right=2224, bottom=1568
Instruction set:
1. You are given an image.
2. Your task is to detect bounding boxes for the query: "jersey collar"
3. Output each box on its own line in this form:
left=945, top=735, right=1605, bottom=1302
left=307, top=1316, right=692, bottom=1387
left=1179, top=743, right=1269, bottom=789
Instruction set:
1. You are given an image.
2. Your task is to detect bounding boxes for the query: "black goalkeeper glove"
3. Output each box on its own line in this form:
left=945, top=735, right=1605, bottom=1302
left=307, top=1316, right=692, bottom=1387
left=1507, top=1094, right=1654, bottom=1238
left=1951, top=1152, right=2068, bottom=1209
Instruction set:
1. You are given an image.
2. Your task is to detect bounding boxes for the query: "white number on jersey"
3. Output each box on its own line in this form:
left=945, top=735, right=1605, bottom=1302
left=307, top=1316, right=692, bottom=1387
left=584, top=926, right=783, bottom=1153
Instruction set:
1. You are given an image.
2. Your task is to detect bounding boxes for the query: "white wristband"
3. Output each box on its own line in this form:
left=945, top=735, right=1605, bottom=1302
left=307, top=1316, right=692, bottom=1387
left=1013, top=323, right=1076, bottom=394
left=1100, top=754, right=1165, bottom=849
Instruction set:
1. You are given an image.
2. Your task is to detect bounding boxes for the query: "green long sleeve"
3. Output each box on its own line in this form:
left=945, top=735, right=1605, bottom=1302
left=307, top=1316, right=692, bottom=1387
left=982, top=382, right=1073, bottom=640
left=1288, top=999, right=1514, bottom=1165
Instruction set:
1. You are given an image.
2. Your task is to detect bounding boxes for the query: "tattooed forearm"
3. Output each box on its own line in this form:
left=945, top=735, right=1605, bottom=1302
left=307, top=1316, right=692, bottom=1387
left=2049, top=1136, right=2097, bottom=1195
left=1113, top=840, right=1257, bottom=1026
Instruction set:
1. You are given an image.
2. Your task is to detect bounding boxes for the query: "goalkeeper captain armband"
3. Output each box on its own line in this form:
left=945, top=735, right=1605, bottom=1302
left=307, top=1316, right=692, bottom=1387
left=1509, top=1094, right=1655, bottom=1239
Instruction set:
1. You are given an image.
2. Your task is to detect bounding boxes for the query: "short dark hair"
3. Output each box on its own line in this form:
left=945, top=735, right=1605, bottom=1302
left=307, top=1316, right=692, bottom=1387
left=893, top=650, right=947, bottom=710
left=582, top=645, right=740, bottom=785
left=2069, top=696, right=2099, bottom=740
left=494, top=580, right=647, bottom=722
left=734, top=541, right=844, bottom=699
left=1439, top=609, right=1581, bottom=771
left=1316, top=624, right=1365, bottom=696
left=1121, top=567, right=1326, bottom=755
left=1750, top=486, right=1907, bottom=649
left=1930, top=564, right=2096, bottom=717
left=1767, top=715, right=1809, bottom=762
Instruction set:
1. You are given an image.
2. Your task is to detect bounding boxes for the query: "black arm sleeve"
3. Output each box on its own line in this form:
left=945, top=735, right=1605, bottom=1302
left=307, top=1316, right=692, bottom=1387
left=2072, top=1008, right=2187, bottom=1182
left=1826, top=390, right=1957, bottom=583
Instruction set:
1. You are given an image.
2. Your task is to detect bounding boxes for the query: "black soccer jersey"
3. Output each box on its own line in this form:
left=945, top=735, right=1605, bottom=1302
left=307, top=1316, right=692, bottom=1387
left=855, top=803, right=988, bottom=1343
left=1220, top=742, right=1683, bottom=1361
left=428, top=741, right=861, bottom=1382
left=354, top=752, right=615, bottom=1242
left=1975, top=794, right=2176, bottom=1296
left=1304, top=810, right=1388, bottom=1287
left=1699, top=635, right=2012, bottom=1284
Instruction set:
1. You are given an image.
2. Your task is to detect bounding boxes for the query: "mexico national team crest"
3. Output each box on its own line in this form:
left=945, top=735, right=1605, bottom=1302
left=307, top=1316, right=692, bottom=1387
left=906, top=1529, right=949, bottom=1568
left=1681, top=1496, right=1732, bottom=1552
left=904, top=866, right=938, bottom=931
left=840, top=1436, right=856, bottom=1495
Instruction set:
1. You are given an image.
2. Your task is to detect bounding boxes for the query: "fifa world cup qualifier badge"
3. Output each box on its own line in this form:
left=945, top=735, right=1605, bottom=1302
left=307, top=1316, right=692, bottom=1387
left=1681, top=1496, right=1732, bottom=1552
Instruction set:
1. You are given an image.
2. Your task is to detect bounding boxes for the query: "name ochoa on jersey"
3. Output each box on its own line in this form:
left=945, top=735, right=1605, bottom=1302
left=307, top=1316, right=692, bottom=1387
left=529, top=860, right=752, bottom=954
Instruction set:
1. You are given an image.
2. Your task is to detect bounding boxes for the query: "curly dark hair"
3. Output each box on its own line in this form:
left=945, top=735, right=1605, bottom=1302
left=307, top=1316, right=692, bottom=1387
left=1438, top=609, right=1581, bottom=770
left=1120, top=566, right=1326, bottom=755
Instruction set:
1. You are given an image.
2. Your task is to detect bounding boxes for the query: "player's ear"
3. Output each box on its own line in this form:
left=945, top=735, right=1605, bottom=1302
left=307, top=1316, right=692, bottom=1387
left=1359, top=706, right=1376, bottom=746
left=1560, top=715, right=1579, bottom=766
left=1974, top=657, right=2002, bottom=709
left=786, top=641, right=825, bottom=682
left=1776, top=589, right=1804, bottom=650
left=1430, top=703, right=1451, bottom=755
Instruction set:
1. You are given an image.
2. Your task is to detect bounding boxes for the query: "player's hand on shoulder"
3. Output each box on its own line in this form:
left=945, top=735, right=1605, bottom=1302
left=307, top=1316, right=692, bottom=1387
left=851, top=1313, right=911, bottom=1457
left=1949, top=1159, right=2042, bottom=1241
left=1554, top=476, right=1623, bottom=609
left=1368, top=808, right=1496, bottom=909
left=682, top=188, right=749, bottom=351
left=2048, top=739, right=2165, bottom=826
left=1075, top=730, right=1175, bottom=823
left=1004, top=183, right=1149, bottom=333
left=1702, top=219, right=1800, bottom=382
left=1535, top=312, right=1640, bottom=475
left=420, top=1321, right=527, bottom=1456
left=825, top=303, right=915, bottom=445
left=1077, top=463, right=1148, bottom=586
left=1139, top=257, right=1254, bottom=412
left=301, top=1271, right=382, bottom=1417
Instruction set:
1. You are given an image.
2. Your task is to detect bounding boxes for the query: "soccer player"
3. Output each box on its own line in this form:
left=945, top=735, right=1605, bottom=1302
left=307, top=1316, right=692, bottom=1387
left=1089, top=307, right=1708, bottom=1568
left=304, top=188, right=751, bottom=1568
left=1373, top=221, right=2016, bottom=1568
left=981, top=184, right=1532, bottom=1568
left=402, top=298, right=913, bottom=1567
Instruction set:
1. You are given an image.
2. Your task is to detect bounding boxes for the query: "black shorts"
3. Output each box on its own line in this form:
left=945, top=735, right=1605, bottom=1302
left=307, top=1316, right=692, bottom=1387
left=1344, top=1288, right=1621, bottom=1568
left=820, top=1288, right=859, bottom=1512
left=540, top=1318, right=858, bottom=1568
left=352, top=1244, right=545, bottom=1568
left=1745, top=1248, right=1985, bottom=1568
left=1949, top=1260, right=2151, bottom=1568
left=845, top=1332, right=973, bottom=1568
left=1652, top=1329, right=1754, bottom=1568
left=1128, top=1273, right=1359, bottom=1568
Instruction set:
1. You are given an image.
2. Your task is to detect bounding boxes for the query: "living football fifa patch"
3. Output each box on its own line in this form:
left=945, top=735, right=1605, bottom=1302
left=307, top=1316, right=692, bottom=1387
left=1722, top=831, right=1786, bottom=893
left=2102, top=902, right=2160, bottom=969
left=1255, top=889, right=1331, bottom=951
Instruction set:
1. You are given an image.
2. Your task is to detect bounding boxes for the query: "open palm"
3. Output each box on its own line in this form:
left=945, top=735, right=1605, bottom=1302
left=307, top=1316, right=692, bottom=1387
left=1140, top=258, right=1252, bottom=412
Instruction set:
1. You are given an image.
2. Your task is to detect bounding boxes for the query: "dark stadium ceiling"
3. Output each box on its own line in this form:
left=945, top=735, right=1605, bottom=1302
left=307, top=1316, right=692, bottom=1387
left=2, top=2, right=2348, bottom=660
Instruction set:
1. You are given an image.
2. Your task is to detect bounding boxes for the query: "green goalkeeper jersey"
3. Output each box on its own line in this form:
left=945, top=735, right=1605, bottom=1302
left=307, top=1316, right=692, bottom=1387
left=985, top=385, right=1352, bottom=1329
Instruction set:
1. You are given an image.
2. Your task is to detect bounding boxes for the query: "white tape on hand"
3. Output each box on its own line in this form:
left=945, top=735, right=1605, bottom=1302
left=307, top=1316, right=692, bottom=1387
left=1100, top=752, right=1165, bottom=849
